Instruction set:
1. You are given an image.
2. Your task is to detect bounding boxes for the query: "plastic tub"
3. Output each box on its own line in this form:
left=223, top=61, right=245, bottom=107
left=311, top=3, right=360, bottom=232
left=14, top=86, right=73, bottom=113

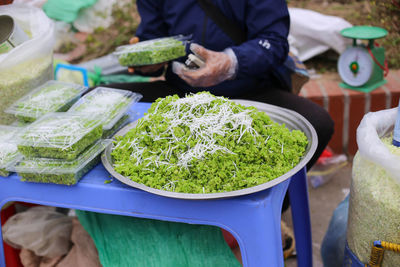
left=15, top=113, right=103, bottom=160
left=16, top=139, right=111, bottom=185
left=68, top=87, right=142, bottom=137
left=6, top=80, right=87, bottom=123
left=114, top=35, right=188, bottom=66
left=0, top=126, right=22, bottom=177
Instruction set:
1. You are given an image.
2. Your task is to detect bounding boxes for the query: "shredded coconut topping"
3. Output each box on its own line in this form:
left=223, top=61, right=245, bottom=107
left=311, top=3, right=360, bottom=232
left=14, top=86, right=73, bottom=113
left=21, top=116, right=97, bottom=149
left=14, top=84, right=80, bottom=118
left=121, top=93, right=259, bottom=168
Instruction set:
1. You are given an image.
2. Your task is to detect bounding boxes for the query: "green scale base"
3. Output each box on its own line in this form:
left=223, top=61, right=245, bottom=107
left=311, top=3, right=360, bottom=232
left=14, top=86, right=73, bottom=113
left=340, top=79, right=387, bottom=93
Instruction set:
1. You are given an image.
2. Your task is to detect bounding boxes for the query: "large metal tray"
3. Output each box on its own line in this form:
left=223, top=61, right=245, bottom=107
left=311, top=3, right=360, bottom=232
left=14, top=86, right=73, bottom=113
left=101, top=99, right=318, bottom=199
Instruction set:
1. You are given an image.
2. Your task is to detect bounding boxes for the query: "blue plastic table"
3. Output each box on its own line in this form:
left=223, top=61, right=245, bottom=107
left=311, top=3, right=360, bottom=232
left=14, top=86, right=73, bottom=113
left=0, top=103, right=313, bottom=267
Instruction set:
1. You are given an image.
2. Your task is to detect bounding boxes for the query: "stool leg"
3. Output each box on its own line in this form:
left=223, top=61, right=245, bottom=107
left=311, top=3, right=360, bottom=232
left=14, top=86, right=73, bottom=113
left=231, top=180, right=290, bottom=267
left=232, top=209, right=284, bottom=267
left=0, top=213, right=6, bottom=267
left=288, top=167, right=313, bottom=267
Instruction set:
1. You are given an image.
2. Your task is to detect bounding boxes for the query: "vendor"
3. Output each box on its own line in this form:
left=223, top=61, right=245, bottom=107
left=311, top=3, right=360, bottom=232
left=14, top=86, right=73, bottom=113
left=107, top=0, right=334, bottom=171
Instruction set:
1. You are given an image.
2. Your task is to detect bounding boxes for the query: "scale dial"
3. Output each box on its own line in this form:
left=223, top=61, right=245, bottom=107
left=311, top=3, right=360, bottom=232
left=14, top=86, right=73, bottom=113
left=338, top=47, right=373, bottom=87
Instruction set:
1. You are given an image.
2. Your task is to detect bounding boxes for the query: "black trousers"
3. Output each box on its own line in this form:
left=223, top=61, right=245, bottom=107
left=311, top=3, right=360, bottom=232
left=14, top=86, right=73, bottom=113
left=102, top=81, right=334, bottom=210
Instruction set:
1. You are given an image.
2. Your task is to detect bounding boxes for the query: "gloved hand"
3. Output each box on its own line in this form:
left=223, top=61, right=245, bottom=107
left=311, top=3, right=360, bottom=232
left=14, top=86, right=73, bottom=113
left=172, top=43, right=238, bottom=87
left=127, top=36, right=166, bottom=74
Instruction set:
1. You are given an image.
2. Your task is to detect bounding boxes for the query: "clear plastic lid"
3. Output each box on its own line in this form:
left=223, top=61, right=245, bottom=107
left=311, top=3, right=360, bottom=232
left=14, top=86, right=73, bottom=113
left=0, top=126, right=23, bottom=170
left=5, top=80, right=88, bottom=120
left=0, top=142, right=23, bottom=170
left=114, top=35, right=189, bottom=66
left=0, top=125, right=20, bottom=141
left=15, top=139, right=111, bottom=174
left=69, top=87, right=142, bottom=130
left=15, top=112, right=103, bottom=149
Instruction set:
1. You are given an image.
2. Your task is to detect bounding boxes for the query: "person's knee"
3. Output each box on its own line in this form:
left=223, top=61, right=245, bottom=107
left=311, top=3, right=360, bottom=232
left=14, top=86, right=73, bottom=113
left=318, top=110, right=334, bottom=144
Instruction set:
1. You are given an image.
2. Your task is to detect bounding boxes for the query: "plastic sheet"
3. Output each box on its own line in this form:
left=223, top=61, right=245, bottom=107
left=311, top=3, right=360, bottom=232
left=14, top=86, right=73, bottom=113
left=288, top=8, right=352, bottom=61
left=2, top=206, right=72, bottom=258
left=76, top=210, right=240, bottom=267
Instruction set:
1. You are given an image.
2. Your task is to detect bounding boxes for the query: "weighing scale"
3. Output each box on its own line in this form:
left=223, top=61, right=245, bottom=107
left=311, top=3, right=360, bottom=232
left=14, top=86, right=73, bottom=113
left=338, top=26, right=388, bottom=93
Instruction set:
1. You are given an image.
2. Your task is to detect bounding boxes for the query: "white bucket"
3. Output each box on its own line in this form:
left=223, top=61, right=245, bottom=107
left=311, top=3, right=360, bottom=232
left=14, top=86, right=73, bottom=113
left=0, top=15, right=29, bottom=54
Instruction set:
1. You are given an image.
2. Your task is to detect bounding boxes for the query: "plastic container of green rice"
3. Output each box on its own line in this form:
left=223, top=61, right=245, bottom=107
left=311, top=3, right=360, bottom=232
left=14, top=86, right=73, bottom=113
left=68, top=87, right=142, bottom=138
left=114, top=35, right=189, bottom=67
left=5, top=80, right=88, bottom=123
left=16, top=139, right=112, bottom=185
left=0, top=125, right=23, bottom=177
left=15, top=112, right=103, bottom=160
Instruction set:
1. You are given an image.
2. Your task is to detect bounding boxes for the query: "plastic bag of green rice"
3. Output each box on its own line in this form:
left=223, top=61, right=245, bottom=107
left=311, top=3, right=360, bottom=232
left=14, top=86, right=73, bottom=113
left=347, top=108, right=400, bottom=266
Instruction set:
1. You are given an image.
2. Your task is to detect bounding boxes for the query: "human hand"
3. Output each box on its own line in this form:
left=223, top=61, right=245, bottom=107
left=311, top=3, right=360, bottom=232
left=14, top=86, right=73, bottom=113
left=172, top=43, right=238, bottom=87
left=127, top=37, right=166, bottom=74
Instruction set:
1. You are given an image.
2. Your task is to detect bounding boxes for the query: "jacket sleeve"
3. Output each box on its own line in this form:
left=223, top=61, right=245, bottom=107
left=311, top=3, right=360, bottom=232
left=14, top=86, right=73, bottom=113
left=230, top=0, right=290, bottom=80
left=136, top=0, right=169, bottom=40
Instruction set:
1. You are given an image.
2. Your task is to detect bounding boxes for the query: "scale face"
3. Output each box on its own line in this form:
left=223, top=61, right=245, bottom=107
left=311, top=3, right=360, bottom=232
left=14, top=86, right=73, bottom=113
left=338, top=47, right=373, bottom=87
left=338, top=26, right=388, bottom=93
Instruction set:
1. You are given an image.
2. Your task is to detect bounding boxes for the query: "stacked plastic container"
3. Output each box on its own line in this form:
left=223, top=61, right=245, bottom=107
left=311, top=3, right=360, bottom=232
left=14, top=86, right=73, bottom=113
left=0, top=126, right=22, bottom=177
left=68, top=87, right=142, bottom=138
left=5, top=80, right=87, bottom=124
left=11, top=113, right=107, bottom=185
left=5, top=86, right=142, bottom=185
left=16, top=139, right=112, bottom=185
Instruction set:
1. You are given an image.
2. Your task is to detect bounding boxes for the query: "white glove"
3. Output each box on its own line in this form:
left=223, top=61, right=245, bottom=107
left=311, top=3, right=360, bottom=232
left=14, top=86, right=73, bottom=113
left=172, top=43, right=238, bottom=87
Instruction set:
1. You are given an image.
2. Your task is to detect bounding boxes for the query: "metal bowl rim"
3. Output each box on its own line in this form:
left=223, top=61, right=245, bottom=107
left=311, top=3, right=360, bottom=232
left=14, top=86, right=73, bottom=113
left=101, top=99, right=318, bottom=199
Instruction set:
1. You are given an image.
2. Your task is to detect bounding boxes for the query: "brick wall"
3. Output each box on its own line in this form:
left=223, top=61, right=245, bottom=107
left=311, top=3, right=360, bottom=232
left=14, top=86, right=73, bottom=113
left=299, top=70, right=400, bottom=155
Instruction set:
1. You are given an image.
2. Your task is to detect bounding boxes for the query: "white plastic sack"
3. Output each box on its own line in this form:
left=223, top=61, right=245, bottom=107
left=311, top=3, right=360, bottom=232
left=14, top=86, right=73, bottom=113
left=73, top=0, right=117, bottom=33
left=2, top=206, right=73, bottom=258
left=53, top=21, right=75, bottom=51
left=12, top=0, right=48, bottom=8
left=347, top=108, right=400, bottom=266
left=0, top=4, right=54, bottom=124
left=288, top=8, right=352, bottom=61
left=356, top=107, right=400, bottom=184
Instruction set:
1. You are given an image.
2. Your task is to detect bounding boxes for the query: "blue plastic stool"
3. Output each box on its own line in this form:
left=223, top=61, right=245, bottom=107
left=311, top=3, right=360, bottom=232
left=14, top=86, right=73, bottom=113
left=0, top=103, right=313, bottom=267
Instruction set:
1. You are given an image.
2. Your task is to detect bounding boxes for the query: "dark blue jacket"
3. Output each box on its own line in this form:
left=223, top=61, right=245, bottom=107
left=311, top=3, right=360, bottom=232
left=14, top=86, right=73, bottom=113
left=136, top=0, right=290, bottom=97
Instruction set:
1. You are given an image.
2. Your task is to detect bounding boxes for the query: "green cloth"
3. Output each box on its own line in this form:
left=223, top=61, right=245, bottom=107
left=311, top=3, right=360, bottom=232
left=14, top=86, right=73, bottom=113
left=89, top=66, right=151, bottom=86
left=76, top=211, right=241, bottom=267
left=43, top=0, right=97, bottom=23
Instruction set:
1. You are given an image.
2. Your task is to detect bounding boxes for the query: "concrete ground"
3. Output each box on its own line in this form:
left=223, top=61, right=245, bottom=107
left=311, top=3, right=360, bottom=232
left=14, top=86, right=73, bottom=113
left=283, top=159, right=353, bottom=267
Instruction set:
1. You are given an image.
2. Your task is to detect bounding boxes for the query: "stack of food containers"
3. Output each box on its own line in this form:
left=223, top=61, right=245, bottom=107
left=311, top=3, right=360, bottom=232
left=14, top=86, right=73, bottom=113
left=3, top=83, right=141, bottom=185
left=13, top=113, right=109, bottom=185
left=0, top=126, right=22, bottom=177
